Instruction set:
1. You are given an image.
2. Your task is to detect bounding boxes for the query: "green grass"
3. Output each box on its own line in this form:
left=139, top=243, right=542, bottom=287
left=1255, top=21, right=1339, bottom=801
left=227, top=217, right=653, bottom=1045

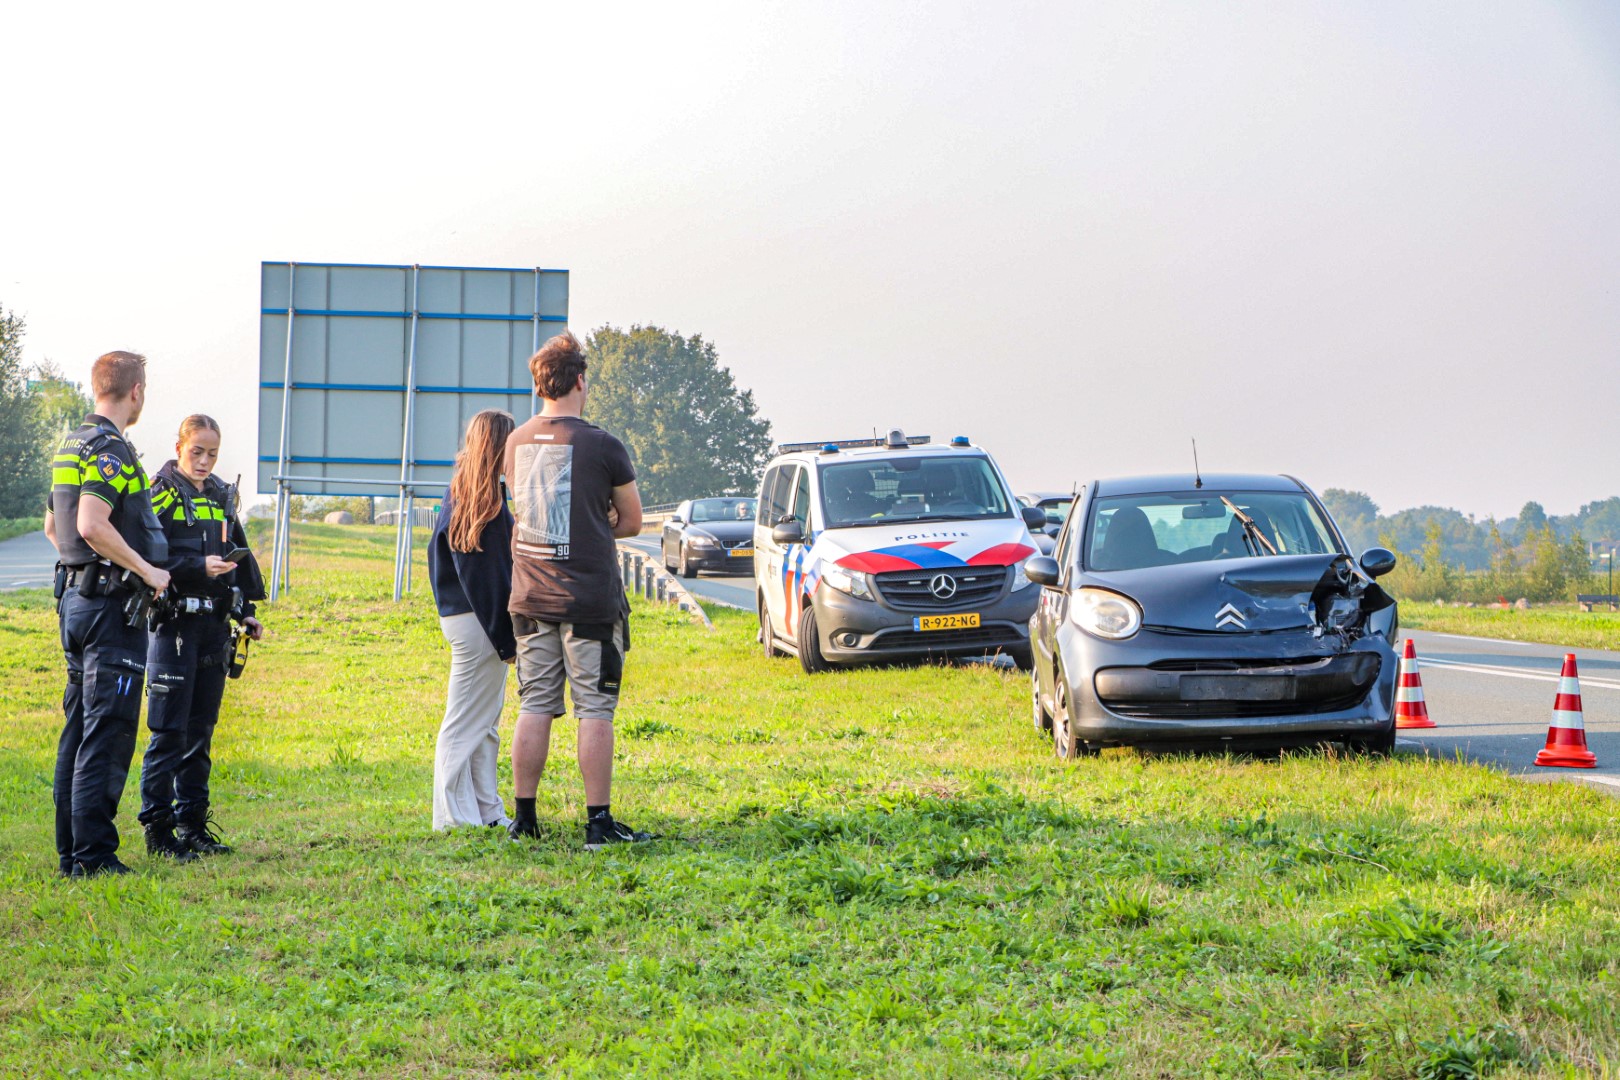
left=1, top=522, right=1617, bottom=1077
left=1401, top=604, right=1620, bottom=652
left=0, top=517, right=43, bottom=544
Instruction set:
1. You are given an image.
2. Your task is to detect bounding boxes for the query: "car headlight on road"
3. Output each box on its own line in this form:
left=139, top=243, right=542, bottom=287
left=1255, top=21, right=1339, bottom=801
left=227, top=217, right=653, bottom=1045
left=687, top=534, right=717, bottom=547
left=1070, top=588, right=1142, bottom=639
left=821, top=563, right=874, bottom=600
left=1011, top=562, right=1033, bottom=591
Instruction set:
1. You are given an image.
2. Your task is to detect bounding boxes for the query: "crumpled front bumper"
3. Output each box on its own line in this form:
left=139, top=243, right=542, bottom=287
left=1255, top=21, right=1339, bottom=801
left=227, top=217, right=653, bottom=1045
left=1058, top=626, right=1397, bottom=745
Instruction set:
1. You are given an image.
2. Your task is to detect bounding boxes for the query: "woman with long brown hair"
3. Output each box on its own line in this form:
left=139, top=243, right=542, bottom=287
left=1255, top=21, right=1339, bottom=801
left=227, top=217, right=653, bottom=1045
left=427, top=409, right=517, bottom=830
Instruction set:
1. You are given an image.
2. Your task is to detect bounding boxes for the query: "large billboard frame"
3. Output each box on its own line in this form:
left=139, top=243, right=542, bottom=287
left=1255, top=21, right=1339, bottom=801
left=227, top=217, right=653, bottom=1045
left=259, top=261, right=569, bottom=600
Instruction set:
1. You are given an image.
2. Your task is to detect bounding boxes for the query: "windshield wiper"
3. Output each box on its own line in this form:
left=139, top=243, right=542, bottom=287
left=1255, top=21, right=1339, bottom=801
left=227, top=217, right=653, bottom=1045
left=1220, top=497, right=1278, bottom=556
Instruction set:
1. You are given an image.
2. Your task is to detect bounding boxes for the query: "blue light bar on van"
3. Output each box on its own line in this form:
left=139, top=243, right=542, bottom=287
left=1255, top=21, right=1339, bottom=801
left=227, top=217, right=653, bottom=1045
left=950, top=435, right=971, bottom=447
left=775, top=435, right=932, bottom=455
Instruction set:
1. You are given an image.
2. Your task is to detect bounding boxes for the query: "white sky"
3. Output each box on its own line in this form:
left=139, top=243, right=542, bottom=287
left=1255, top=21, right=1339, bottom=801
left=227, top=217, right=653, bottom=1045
left=4, top=1, right=1617, bottom=521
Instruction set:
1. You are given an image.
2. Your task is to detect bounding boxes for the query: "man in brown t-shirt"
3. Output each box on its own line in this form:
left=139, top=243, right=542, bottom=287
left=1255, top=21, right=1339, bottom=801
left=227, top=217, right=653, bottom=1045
left=503, top=331, right=651, bottom=849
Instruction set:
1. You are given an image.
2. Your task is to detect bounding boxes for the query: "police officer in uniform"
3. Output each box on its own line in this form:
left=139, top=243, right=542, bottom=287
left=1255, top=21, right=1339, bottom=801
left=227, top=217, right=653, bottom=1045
left=138, top=415, right=265, bottom=858
left=44, top=351, right=170, bottom=878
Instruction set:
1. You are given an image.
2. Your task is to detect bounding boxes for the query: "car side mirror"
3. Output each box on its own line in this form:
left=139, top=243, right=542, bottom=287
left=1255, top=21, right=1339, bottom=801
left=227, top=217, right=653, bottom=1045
left=1359, top=547, right=1397, bottom=578
left=1024, top=555, right=1061, bottom=588
left=1020, top=506, right=1047, bottom=530
left=772, top=519, right=805, bottom=545
left=669, top=514, right=684, bottom=524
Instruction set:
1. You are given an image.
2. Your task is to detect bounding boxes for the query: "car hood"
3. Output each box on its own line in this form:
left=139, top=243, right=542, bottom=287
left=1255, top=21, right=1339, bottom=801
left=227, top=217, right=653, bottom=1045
left=822, top=519, right=1037, bottom=574
left=1085, top=554, right=1347, bottom=633
left=686, top=520, right=754, bottom=542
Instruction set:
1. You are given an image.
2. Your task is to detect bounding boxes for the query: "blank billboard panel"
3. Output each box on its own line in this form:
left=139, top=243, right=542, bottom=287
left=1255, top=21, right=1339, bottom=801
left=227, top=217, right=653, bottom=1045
left=258, top=261, right=568, bottom=496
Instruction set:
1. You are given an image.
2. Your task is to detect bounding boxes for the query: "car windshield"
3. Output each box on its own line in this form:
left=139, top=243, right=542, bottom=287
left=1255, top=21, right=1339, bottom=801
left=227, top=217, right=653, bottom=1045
left=690, top=498, right=756, bottom=523
left=1085, top=491, right=1340, bottom=571
left=820, top=456, right=1013, bottom=528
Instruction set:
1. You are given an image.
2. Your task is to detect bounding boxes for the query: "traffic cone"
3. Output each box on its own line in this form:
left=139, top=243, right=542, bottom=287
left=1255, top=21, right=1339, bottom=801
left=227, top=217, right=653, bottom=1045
left=1394, top=638, right=1435, bottom=729
left=1534, top=654, right=1598, bottom=768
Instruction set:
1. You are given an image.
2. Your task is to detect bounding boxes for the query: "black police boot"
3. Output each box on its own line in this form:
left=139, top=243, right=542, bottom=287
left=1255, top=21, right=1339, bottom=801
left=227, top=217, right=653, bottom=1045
left=144, top=821, right=199, bottom=863
left=70, top=858, right=133, bottom=878
left=177, top=813, right=233, bottom=855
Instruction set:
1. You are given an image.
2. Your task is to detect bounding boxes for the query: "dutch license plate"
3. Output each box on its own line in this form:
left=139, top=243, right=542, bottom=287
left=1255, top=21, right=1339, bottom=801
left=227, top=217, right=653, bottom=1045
left=729, top=547, right=753, bottom=557
left=913, top=612, right=981, bottom=631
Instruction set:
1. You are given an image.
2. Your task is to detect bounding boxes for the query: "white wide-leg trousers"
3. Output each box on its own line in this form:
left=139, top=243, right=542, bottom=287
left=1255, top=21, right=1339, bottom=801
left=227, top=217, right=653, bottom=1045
left=433, top=612, right=510, bottom=830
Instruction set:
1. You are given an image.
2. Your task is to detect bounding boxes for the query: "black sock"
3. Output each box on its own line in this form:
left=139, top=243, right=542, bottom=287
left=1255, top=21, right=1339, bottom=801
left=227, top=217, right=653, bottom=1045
left=515, top=798, right=537, bottom=822
left=586, top=804, right=610, bottom=819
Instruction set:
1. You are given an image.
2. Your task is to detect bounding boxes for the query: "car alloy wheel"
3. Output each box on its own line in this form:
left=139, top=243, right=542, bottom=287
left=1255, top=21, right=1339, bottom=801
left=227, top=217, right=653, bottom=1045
left=1053, top=679, right=1078, bottom=760
left=759, top=594, right=783, bottom=659
left=1032, top=667, right=1052, bottom=735
left=679, top=546, right=697, bottom=578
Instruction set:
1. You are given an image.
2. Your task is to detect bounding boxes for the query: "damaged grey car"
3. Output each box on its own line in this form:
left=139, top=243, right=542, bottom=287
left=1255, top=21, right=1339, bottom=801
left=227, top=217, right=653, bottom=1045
left=1024, top=474, right=1400, bottom=758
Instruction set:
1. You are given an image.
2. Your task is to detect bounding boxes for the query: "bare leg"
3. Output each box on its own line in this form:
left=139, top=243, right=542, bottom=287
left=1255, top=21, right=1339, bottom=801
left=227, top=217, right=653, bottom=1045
left=511, top=712, right=555, bottom=799
left=577, top=717, right=614, bottom=806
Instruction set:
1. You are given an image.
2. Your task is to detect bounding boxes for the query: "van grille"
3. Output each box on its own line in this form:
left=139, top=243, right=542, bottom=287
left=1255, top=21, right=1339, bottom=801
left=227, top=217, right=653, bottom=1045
left=873, top=567, right=1008, bottom=610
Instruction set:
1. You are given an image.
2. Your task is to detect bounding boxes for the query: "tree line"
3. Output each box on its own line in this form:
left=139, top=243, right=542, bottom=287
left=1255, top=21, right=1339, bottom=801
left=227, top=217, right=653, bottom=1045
left=1321, top=488, right=1617, bottom=603
left=0, top=305, right=94, bottom=524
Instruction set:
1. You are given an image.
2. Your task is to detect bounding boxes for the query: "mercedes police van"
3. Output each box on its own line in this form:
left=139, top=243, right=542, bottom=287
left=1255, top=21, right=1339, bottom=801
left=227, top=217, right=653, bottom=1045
left=753, top=430, right=1049, bottom=674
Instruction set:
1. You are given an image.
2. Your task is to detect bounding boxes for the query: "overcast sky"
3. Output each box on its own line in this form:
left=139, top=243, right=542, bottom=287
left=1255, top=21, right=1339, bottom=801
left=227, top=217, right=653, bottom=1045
left=4, top=1, right=1617, bottom=521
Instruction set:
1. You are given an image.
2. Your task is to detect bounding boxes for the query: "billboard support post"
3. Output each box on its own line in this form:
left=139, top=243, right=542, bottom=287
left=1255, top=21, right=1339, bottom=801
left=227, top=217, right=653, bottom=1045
left=270, top=262, right=297, bottom=601
left=393, top=265, right=423, bottom=601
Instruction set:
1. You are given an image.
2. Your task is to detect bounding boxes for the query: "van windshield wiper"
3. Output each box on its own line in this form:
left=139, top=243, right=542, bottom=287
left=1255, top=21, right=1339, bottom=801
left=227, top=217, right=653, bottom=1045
left=1220, top=497, right=1278, bottom=556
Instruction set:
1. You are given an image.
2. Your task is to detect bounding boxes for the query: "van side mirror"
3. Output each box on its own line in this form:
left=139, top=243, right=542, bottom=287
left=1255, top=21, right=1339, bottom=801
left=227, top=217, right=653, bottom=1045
left=1359, top=547, right=1397, bottom=579
left=772, top=519, right=805, bottom=545
left=1020, top=506, right=1047, bottom=530
left=1024, top=555, right=1061, bottom=588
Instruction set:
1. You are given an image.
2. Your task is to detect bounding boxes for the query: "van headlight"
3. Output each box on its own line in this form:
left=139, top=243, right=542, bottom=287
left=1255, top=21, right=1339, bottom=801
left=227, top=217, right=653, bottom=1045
left=1070, top=588, right=1142, bottom=639
left=1011, top=562, right=1033, bottom=591
left=822, top=564, right=873, bottom=600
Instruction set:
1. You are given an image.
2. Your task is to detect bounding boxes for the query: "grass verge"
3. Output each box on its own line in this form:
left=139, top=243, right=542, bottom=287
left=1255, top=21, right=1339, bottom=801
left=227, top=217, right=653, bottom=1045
left=1401, top=605, right=1620, bottom=651
left=1, top=523, right=1617, bottom=1077
left=0, top=517, right=43, bottom=544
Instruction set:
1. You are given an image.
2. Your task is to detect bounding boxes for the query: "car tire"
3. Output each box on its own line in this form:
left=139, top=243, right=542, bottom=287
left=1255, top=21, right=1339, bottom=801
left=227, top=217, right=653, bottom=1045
left=1007, top=645, right=1034, bottom=671
left=1032, top=667, right=1052, bottom=735
left=1350, top=720, right=1397, bottom=756
left=1052, top=678, right=1096, bottom=759
left=759, top=594, right=783, bottom=659
left=679, top=547, right=697, bottom=578
left=797, top=604, right=832, bottom=674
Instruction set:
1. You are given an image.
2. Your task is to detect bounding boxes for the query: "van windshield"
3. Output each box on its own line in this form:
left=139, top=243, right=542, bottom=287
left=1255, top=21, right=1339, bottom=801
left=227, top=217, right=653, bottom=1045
left=820, top=456, right=1013, bottom=528
left=1085, top=491, right=1340, bottom=571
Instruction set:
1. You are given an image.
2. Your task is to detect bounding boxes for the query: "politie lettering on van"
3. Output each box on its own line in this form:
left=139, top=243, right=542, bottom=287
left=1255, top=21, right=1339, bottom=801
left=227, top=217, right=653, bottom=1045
left=753, top=429, right=1048, bottom=674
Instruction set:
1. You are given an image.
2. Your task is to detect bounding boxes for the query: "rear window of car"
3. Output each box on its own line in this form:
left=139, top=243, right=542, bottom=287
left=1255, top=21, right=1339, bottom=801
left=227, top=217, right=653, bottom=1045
left=1085, top=491, right=1339, bottom=571
left=820, top=455, right=1012, bottom=528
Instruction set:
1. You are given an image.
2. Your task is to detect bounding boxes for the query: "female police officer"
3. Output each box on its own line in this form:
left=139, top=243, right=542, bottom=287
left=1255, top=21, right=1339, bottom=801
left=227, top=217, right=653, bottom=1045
left=138, top=415, right=265, bottom=859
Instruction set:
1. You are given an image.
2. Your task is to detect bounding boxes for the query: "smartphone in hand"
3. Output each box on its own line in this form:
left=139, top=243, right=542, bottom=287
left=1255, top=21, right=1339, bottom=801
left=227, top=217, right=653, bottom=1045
left=223, top=546, right=251, bottom=565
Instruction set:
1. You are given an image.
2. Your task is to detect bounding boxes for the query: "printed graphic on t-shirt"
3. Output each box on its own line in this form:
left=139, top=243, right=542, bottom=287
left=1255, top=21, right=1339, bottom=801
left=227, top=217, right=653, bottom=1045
left=514, top=443, right=572, bottom=560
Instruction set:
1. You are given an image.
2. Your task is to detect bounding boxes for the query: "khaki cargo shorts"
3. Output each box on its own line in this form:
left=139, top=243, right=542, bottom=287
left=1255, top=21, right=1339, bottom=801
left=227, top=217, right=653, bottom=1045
left=512, top=615, right=626, bottom=721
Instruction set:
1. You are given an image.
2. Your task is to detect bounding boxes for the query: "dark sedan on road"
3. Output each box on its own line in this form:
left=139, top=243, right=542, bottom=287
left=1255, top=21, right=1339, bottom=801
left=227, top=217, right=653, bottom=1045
left=663, top=497, right=758, bottom=577
left=1025, top=473, right=1401, bottom=758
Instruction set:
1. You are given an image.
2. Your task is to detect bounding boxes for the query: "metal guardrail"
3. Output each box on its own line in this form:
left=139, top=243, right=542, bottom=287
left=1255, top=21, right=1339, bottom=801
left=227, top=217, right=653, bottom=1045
left=617, top=541, right=713, bottom=629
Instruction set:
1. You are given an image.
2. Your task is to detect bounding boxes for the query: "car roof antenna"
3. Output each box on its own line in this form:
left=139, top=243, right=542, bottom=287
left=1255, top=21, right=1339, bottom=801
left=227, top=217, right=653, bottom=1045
left=1191, top=438, right=1203, bottom=489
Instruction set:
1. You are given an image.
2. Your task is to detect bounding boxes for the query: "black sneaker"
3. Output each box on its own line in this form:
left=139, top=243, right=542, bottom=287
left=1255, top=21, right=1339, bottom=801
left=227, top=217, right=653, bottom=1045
left=584, top=812, right=658, bottom=851
left=507, top=817, right=541, bottom=842
left=177, top=814, right=233, bottom=855
left=144, top=822, right=199, bottom=863
left=70, top=858, right=133, bottom=878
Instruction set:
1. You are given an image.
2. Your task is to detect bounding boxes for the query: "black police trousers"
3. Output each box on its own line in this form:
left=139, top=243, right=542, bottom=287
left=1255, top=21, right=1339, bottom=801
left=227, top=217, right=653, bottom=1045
left=139, top=613, right=231, bottom=828
left=56, top=590, right=147, bottom=873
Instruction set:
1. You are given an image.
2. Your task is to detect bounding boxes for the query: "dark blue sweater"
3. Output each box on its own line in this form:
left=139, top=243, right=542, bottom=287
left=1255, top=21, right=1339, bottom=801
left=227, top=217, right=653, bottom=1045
left=428, top=490, right=517, bottom=661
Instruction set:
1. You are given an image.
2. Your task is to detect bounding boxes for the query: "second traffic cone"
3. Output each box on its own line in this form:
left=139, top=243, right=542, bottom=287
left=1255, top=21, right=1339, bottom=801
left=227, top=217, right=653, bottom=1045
left=1395, top=638, right=1435, bottom=728
left=1534, top=654, right=1598, bottom=768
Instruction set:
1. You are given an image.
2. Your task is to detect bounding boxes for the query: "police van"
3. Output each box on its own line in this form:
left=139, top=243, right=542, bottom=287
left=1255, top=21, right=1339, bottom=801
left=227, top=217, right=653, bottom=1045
left=753, top=430, right=1048, bottom=674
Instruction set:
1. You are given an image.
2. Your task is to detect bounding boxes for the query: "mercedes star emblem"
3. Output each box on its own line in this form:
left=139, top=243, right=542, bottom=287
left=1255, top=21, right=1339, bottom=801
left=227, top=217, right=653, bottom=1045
left=1215, top=602, right=1246, bottom=629
left=929, top=573, right=959, bottom=600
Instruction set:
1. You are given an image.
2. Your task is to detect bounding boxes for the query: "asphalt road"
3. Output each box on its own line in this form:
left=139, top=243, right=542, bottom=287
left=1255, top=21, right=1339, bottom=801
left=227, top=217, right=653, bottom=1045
left=1402, top=629, right=1618, bottom=794
left=0, top=530, right=56, bottom=590
left=622, top=535, right=754, bottom=609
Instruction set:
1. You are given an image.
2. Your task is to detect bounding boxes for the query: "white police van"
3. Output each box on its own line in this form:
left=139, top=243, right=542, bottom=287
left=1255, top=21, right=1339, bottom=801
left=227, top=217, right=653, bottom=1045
left=753, top=430, right=1047, bottom=674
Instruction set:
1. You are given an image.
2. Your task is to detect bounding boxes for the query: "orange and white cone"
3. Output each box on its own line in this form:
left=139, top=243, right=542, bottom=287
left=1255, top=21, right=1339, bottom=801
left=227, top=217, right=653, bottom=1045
left=1394, top=638, right=1435, bottom=729
left=1534, top=654, right=1597, bottom=768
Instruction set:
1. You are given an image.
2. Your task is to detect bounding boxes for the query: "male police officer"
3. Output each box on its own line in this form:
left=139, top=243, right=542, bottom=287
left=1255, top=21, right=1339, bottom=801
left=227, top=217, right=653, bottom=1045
left=44, top=351, right=171, bottom=877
